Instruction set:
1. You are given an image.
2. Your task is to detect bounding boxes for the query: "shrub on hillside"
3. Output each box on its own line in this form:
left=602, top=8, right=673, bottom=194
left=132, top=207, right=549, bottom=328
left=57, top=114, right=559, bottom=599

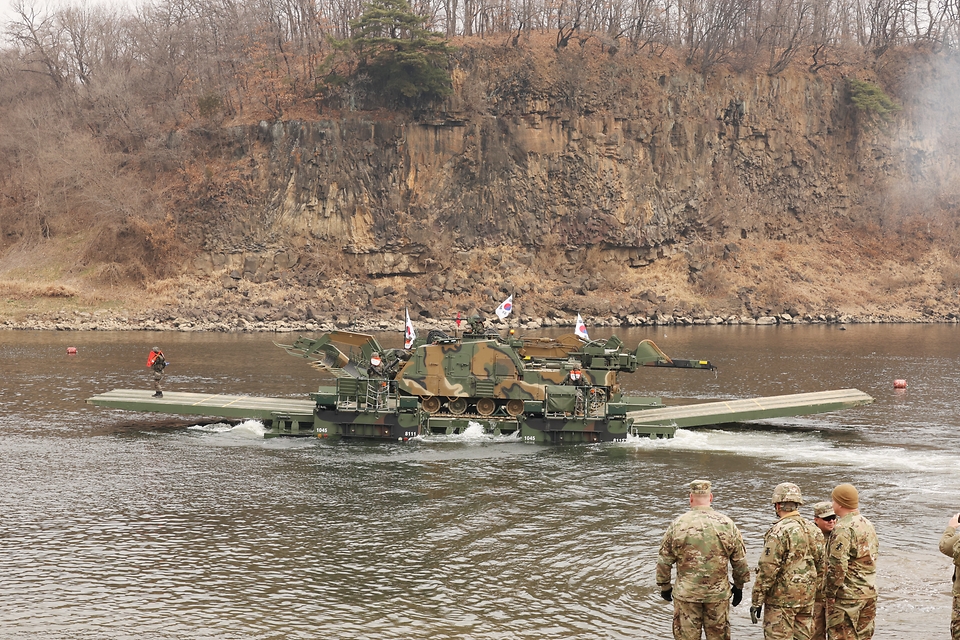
left=848, top=78, right=901, bottom=124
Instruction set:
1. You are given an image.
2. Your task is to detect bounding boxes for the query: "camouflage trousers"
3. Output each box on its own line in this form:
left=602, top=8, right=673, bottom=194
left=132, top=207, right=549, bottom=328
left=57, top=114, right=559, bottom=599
left=826, top=598, right=876, bottom=640
left=673, top=598, right=730, bottom=640
left=951, top=594, right=960, bottom=640
left=811, top=600, right=826, bottom=640
left=153, top=370, right=164, bottom=393
left=762, top=604, right=814, bottom=640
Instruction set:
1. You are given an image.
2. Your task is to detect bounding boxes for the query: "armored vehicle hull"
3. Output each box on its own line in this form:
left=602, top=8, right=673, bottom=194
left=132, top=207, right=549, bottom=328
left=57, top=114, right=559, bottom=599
left=300, top=375, right=672, bottom=443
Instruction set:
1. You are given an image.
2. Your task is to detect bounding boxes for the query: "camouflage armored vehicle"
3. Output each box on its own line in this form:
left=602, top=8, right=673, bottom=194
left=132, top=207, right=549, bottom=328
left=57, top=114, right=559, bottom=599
left=274, top=320, right=716, bottom=444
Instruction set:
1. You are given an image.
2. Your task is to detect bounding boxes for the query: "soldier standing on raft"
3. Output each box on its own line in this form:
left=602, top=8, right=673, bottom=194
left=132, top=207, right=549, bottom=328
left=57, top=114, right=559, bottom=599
left=147, top=347, right=167, bottom=398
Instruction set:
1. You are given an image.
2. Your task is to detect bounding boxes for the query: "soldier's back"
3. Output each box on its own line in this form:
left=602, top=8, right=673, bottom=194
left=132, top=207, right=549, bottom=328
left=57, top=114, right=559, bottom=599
left=662, top=507, right=741, bottom=602
left=762, top=515, right=822, bottom=606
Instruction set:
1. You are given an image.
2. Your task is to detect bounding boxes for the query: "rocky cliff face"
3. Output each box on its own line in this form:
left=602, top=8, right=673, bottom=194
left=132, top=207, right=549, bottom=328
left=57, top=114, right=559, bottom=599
left=185, top=45, right=960, bottom=321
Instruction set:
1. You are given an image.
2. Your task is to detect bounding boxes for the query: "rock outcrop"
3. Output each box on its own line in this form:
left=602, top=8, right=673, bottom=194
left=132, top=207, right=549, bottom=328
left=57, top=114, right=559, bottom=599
left=6, top=43, right=960, bottom=325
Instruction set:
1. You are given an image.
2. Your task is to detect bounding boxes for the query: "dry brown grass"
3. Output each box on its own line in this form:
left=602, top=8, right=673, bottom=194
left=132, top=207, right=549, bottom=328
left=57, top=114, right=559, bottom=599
left=0, top=233, right=952, bottom=323
left=0, top=280, right=80, bottom=299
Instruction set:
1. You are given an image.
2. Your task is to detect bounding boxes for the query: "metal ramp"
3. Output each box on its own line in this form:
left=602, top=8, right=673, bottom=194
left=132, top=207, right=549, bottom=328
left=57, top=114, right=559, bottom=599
left=86, top=389, right=316, bottom=421
left=627, top=388, right=874, bottom=428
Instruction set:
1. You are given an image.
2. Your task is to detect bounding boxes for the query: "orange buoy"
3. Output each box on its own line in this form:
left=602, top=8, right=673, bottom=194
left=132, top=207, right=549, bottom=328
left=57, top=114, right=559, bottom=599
left=893, top=379, right=907, bottom=389
left=66, top=346, right=78, bottom=355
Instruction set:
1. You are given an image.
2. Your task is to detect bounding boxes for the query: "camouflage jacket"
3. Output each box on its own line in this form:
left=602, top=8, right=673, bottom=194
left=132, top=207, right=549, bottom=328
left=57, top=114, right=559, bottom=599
left=816, top=530, right=833, bottom=601
left=938, top=526, right=960, bottom=596
left=752, top=513, right=824, bottom=608
left=656, top=506, right=750, bottom=602
left=823, top=510, right=879, bottom=601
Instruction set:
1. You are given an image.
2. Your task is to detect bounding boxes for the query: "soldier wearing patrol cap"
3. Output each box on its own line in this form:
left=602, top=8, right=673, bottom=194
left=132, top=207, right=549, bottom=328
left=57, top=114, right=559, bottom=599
left=750, top=483, right=824, bottom=640
left=656, top=480, right=750, bottom=640
left=811, top=501, right=837, bottom=640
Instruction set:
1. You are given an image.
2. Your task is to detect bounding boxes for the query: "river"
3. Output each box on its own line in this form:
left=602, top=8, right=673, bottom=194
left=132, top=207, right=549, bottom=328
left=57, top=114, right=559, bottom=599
left=0, top=324, right=956, bottom=639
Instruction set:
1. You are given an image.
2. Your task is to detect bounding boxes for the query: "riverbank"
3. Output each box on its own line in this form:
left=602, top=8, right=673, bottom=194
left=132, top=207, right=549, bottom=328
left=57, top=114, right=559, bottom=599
left=4, top=236, right=960, bottom=334
left=5, top=307, right=959, bottom=333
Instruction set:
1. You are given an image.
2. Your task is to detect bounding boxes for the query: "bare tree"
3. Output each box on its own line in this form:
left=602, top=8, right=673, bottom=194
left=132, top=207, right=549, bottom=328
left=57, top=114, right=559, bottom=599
left=865, top=0, right=910, bottom=52
left=682, top=0, right=752, bottom=69
left=624, top=0, right=671, bottom=52
left=7, top=1, right=69, bottom=90
left=756, top=0, right=812, bottom=73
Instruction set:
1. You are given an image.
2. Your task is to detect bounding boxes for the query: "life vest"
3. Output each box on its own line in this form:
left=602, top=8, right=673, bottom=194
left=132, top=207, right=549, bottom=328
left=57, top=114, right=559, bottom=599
left=147, top=351, right=161, bottom=367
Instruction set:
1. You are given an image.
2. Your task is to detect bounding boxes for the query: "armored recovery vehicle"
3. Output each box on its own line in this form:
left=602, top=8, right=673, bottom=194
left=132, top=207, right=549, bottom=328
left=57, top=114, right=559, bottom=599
left=87, top=320, right=875, bottom=444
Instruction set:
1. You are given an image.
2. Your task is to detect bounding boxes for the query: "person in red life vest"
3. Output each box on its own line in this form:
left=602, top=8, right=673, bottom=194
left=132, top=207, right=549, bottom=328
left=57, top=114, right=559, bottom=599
left=367, top=352, right=386, bottom=378
left=147, top=347, right=168, bottom=398
left=565, top=368, right=585, bottom=386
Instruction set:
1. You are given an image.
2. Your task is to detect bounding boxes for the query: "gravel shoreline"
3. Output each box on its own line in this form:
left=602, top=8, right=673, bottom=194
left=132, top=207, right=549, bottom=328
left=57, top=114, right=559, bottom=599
left=4, top=309, right=959, bottom=333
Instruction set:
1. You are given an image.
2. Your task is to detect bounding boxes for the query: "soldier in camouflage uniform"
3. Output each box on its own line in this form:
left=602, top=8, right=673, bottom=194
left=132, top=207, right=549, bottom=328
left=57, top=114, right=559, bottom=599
left=811, top=501, right=837, bottom=640
left=367, top=353, right=387, bottom=378
left=823, top=484, right=879, bottom=640
left=657, top=480, right=750, bottom=640
left=938, top=511, right=960, bottom=639
left=750, top=483, right=824, bottom=640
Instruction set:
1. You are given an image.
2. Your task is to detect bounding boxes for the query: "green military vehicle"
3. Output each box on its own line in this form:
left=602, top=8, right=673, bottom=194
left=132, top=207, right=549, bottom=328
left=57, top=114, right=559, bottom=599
left=273, top=318, right=717, bottom=443
left=88, top=319, right=874, bottom=443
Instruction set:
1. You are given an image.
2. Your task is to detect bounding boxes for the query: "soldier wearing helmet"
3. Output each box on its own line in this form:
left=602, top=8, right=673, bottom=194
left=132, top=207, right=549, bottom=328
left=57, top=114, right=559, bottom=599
left=367, top=352, right=386, bottom=378
left=750, top=483, right=824, bottom=639
left=565, top=368, right=584, bottom=386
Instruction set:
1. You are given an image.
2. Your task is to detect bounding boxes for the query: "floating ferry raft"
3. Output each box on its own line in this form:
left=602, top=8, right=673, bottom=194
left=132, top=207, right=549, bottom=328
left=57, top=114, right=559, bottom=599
left=87, top=387, right=873, bottom=443
left=87, top=328, right=873, bottom=443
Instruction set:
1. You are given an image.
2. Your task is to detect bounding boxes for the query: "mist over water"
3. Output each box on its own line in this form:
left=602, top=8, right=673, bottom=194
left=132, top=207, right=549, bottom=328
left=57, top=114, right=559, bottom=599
left=0, top=325, right=958, bottom=638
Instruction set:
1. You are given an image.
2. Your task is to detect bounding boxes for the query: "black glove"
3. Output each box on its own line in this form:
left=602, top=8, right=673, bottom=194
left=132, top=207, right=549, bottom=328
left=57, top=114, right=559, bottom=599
left=731, top=586, right=742, bottom=607
left=750, top=605, right=762, bottom=624
left=660, top=588, right=673, bottom=602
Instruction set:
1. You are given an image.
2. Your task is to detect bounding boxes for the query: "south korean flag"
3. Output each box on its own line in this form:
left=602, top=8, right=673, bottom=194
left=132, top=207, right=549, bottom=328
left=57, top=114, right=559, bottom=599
left=574, top=313, right=589, bottom=340
left=495, top=294, right=513, bottom=320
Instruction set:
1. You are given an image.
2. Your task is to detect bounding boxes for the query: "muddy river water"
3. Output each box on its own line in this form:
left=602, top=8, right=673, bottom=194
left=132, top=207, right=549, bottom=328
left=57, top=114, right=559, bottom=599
left=0, top=324, right=957, bottom=639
